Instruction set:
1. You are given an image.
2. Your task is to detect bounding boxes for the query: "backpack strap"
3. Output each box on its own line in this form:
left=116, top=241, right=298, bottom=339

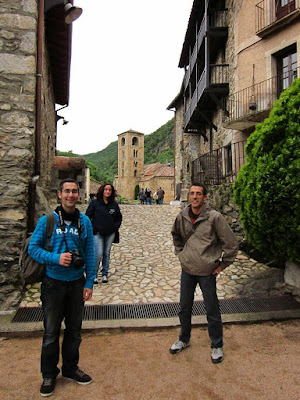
left=46, top=212, right=55, bottom=251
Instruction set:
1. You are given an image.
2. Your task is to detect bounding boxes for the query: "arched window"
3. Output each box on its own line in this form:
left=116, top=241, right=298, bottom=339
left=132, top=137, right=138, bottom=146
left=134, top=162, right=137, bottom=167
left=121, top=138, right=125, bottom=146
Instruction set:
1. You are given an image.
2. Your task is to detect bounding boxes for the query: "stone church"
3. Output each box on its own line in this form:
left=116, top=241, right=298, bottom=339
left=114, top=129, right=175, bottom=203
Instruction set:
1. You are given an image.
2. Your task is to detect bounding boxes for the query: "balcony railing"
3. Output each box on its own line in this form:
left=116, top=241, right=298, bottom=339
left=184, top=9, right=228, bottom=90
left=255, top=0, right=300, bottom=33
left=225, top=66, right=299, bottom=125
left=184, top=64, right=229, bottom=128
left=192, top=141, right=247, bottom=186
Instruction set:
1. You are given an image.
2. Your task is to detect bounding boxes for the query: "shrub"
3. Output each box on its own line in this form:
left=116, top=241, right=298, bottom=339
left=233, top=79, right=300, bottom=264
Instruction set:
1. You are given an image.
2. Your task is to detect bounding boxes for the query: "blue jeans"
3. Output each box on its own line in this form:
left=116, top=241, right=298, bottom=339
left=146, top=197, right=151, bottom=205
left=179, top=270, right=223, bottom=348
left=40, top=275, right=85, bottom=378
left=94, top=232, right=115, bottom=276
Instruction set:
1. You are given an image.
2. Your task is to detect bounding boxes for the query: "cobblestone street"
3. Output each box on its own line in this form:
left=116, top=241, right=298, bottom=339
left=21, top=204, right=286, bottom=307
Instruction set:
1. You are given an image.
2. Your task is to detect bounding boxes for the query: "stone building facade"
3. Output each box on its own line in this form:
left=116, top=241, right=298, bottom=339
left=169, top=0, right=300, bottom=200
left=115, top=129, right=145, bottom=200
left=114, top=129, right=175, bottom=203
left=0, top=0, right=79, bottom=310
left=138, top=163, right=175, bottom=204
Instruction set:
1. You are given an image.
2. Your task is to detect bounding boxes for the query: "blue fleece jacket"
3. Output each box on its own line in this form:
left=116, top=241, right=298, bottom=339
left=28, top=211, right=96, bottom=289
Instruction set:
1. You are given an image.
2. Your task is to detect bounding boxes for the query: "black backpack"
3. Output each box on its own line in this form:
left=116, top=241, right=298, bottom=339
left=20, top=212, right=55, bottom=284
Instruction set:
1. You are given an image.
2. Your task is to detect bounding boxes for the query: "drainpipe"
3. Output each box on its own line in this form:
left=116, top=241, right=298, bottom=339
left=28, top=0, right=44, bottom=232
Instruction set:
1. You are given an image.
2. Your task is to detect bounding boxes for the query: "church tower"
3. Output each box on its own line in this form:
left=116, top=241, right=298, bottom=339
left=116, top=129, right=144, bottom=200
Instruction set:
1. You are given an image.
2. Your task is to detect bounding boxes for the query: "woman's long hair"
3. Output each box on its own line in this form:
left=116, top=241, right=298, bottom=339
left=96, top=183, right=116, bottom=202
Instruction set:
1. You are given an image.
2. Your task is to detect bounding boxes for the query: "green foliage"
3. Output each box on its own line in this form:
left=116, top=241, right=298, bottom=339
left=83, top=142, right=118, bottom=183
left=144, top=119, right=174, bottom=164
left=233, top=79, right=300, bottom=264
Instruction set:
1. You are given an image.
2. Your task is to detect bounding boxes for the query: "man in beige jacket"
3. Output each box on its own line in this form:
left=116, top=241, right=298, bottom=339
left=170, top=183, right=238, bottom=363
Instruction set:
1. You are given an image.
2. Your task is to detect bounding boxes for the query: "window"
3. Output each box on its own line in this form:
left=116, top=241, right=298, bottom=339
left=134, top=170, right=137, bottom=177
left=132, top=137, right=138, bottom=146
left=277, top=45, right=297, bottom=95
left=276, top=0, right=295, bottom=20
left=121, top=138, right=125, bottom=146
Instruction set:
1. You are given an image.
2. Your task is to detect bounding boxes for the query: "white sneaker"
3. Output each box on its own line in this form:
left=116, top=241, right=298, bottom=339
left=102, top=275, right=108, bottom=283
left=169, top=339, right=191, bottom=354
left=211, top=347, right=224, bottom=363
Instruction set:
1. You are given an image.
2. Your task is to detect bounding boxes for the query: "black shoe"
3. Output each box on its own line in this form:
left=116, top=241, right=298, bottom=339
left=63, top=368, right=92, bottom=385
left=40, top=377, right=56, bottom=397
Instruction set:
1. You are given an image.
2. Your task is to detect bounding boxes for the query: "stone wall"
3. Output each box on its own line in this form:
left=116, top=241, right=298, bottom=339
left=207, top=183, right=244, bottom=241
left=0, top=0, right=38, bottom=310
left=0, top=0, right=57, bottom=310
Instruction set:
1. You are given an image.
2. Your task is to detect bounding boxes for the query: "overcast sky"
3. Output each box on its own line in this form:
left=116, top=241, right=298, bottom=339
left=56, top=0, right=193, bottom=155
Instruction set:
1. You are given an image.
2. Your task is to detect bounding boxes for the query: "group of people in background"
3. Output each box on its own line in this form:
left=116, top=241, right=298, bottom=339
left=139, top=187, right=165, bottom=205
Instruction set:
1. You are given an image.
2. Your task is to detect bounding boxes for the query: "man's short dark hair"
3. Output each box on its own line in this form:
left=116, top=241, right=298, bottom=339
left=190, top=183, right=207, bottom=196
left=58, top=178, right=80, bottom=192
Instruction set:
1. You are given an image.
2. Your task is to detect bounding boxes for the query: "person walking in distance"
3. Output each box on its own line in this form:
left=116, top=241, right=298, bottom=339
left=86, top=183, right=122, bottom=284
left=170, top=183, right=238, bottom=363
left=157, top=187, right=165, bottom=205
left=28, top=178, right=96, bottom=397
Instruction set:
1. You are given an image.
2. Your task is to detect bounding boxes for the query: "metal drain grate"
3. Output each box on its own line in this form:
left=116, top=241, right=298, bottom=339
left=12, top=296, right=300, bottom=323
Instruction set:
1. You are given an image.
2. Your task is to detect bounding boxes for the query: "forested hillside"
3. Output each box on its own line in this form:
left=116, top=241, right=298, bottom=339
left=57, top=118, right=174, bottom=182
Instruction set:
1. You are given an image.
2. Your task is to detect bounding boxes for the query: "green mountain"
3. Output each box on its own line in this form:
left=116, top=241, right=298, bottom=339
left=57, top=118, right=174, bottom=182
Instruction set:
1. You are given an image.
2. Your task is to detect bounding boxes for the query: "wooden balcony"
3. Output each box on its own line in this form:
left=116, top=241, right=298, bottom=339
left=256, top=0, right=300, bottom=37
left=184, top=9, right=228, bottom=91
left=184, top=64, right=229, bottom=130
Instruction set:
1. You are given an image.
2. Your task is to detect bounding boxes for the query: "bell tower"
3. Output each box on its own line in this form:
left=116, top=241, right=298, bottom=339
left=117, top=129, right=144, bottom=200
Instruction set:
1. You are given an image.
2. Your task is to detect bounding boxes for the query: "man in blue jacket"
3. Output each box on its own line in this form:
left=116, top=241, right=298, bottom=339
left=29, top=178, right=96, bottom=397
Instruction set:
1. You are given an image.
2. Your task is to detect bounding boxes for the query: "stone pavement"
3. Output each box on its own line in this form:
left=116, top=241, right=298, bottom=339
left=20, top=204, right=295, bottom=308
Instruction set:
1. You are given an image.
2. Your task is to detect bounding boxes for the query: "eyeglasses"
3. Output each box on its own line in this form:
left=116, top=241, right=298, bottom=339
left=63, top=189, right=79, bottom=194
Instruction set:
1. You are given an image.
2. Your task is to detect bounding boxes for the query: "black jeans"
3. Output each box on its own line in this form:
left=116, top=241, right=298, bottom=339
left=40, top=275, right=85, bottom=378
left=179, top=270, right=223, bottom=348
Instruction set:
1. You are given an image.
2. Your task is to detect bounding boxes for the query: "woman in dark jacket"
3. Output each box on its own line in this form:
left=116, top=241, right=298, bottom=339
left=86, top=183, right=122, bottom=284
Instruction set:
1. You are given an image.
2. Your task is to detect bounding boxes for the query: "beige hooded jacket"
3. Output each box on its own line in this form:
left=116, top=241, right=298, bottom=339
left=171, top=203, right=238, bottom=276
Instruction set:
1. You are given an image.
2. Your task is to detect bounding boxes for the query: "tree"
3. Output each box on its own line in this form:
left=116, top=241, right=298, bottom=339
left=233, top=79, right=300, bottom=264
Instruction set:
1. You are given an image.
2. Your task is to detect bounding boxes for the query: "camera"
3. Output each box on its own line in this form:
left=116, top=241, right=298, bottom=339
left=70, top=250, right=84, bottom=269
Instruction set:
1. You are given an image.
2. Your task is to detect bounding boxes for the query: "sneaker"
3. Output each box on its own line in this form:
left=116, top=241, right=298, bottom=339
left=102, top=275, right=108, bottom=283
left=63, top=368, right=92, bottom=385
left=40, top=377, right=55, bottom=397
left=211, top=347, right=224, bottom=364
left=169, top=339, right=191, bottom=354
left=94, top=278, right=98, bottom=285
